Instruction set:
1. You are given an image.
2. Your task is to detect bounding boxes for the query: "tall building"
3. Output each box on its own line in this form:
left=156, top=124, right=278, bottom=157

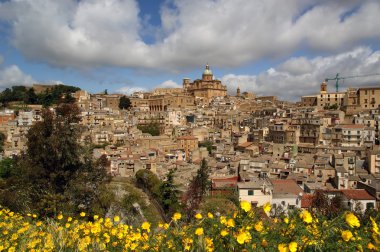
left=183, top=64, right=227, bottom=104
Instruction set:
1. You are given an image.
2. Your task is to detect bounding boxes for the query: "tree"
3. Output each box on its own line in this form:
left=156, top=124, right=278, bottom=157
left=135, top=169, right=161, bottom=198
left=119, top=96, right=131, bottom=110
left=311, top=190, right=343, bottom=218
left=137, top=122, right=160, bottom=136
left=183, top=159, right=210, bottom=219
left=0, top=103, right=112, bottom=216
left=25, top=88, right=38, bottom=104
left=0, top=132, right=5, bottom=153
left=0, top=158, right=14, bottom=179
left=198, top=140, right=213, bottom=154
left=159, top=169, right=180, bottom=215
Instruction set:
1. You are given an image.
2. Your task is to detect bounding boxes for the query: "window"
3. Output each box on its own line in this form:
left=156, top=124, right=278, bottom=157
left=248, top=190, right=254, bottom=196
left=367, top=202, right=374, bottom=209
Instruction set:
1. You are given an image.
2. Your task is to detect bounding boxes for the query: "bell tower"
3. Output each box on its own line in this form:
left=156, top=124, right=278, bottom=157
left=320, top=81, right=327, bottom=94
left=202, top=64, right=213, bottom=81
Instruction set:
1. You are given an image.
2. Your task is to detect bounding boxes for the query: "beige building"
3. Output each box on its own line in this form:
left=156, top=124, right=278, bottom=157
left=183, top=64, right=227, bottom=104
left=177, top=135, right=198, bottom=160
left=130, top=93, right=194, bottom=112
left=367, top=150, right=380, bottom=175
left=317, top=81, right=345, bottom=109
left=358, top=87, right=380, bottom=110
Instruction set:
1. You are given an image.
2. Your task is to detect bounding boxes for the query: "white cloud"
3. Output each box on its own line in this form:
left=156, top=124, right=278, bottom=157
left=278, top=57, right=313, bottom=75
left=0, top=65, right=35, bottom=88
left=0, top=0, right=379, bottom=70
left=222, top=47, right=380, bottom=101
left=115, top=86, right=147, bottom=95
left=222, top=74, right=257, bottom=96
left=157, top=80, right=181, bottom=88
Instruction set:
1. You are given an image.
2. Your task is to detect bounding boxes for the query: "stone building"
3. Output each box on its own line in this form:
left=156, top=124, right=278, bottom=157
left=183, top=64, right=227, bottom=104
left=358, top=87, right=380, bottom=110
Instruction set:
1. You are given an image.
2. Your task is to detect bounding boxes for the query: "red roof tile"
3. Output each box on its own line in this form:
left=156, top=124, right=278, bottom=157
left=301, top=194, right=314, bottom=208
left=340, top=189, right=375, bottom=200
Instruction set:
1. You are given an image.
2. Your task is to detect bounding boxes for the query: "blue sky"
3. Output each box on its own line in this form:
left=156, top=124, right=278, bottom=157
left=0, top=0, right=380, bottom=100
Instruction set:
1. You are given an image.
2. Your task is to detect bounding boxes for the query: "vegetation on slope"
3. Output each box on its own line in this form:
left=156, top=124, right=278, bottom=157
left=0, top=85, right=80, bottom=107
left=0, top=202, right=379, bottom=251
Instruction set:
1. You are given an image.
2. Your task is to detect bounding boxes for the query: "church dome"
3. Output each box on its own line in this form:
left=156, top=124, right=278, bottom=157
left=203, top=64, right=213, bottom=75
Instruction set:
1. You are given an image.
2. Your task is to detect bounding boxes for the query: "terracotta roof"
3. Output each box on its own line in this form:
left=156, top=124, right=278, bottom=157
left=238, top=142, right=253, bottom=148
left=337, top=124, right=365, bottom=129
left=340, top=189, right=375, bottom=200
left=301, top=194, right=314, bottom=208
left=271, top=179, right=303, bottom=196
left=212, top=176, right=238, bottom=189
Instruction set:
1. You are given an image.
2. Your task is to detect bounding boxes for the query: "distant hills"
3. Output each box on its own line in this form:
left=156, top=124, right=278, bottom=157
left=0, top=84, right=80, bottom=107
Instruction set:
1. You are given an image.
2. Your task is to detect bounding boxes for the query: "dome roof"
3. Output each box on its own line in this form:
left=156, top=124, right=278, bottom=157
left=203, top=64, right=213, bottom=75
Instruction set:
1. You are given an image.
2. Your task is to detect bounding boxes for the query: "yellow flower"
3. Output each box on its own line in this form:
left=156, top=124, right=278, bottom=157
left=288, top=242, right=297, bottom=252
left=367, top=242, right=376, bottom=250
left=371, top=217, right=379, bottom=235
left=141, top=222, right=151, bottom=232
left=195, top=213, right=203, bottom=219
left=220, top=230, right=228, bottom=237
left=207, top=212, right=214, bottom=219
left=172, top=212, right=181, bottom=221
left=67, top=217, right=72, bottom=222
left=261, top=239, right=268, bottom=248
left=195, top=227, right=204, bottom=236
left=113, top=216, right=120, bottom=222
left=57, top=214, right=63, bottom=220
left=284, top=217, right=289, bottom=224
left=345, top=212, right=360, bottom=228
left=65, top=223, right=70, bottom=228
left=93, top=215, right=98, bottom=221
left=227, top=218, right=235, bottom=228
left=80, top=212, right=86, bottom=217
left=300, top=210, right=312, bottom=224
left=278, top=243, right=289, bottom=252
left=240, top=201, right=251, bottom=212
left=236, top=231, right=251, bottom=244
left=341, top=230, right=353, bottom=242
left=263, top=202, right=271, bottom=213
left=254, top=221, right=263, bottom=232
left=36, top=221, right=42, bottom=227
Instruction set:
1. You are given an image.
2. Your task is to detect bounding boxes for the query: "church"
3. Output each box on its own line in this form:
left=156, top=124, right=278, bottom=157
left=183, top=64, right=227, bottom=103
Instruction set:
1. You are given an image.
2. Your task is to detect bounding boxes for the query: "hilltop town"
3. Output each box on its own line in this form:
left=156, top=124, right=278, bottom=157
left=1, top=64, right=380, bottom=213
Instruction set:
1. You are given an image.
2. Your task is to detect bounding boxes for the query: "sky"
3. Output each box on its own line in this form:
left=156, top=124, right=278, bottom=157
left=0, top=0, right=380, bottom=101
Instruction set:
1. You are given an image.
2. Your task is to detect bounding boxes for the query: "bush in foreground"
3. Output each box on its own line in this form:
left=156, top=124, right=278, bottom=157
left=0, top=203, right=379, bottom=251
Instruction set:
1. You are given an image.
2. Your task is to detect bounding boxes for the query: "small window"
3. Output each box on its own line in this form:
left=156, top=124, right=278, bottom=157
left=248, top=190, right=254, bottom=196
left=367, top=202, right=374, bottom=209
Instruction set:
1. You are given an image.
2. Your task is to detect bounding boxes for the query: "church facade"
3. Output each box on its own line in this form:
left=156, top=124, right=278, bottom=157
left=183, top=64, right=227, bottom=103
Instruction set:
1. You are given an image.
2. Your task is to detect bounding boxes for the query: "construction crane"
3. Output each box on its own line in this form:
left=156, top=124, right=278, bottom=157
left=325, top=73, right=380, bottom=92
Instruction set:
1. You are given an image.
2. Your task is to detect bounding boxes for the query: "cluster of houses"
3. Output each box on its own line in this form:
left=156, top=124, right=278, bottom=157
left=1, top=66, right=380, bottom=213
